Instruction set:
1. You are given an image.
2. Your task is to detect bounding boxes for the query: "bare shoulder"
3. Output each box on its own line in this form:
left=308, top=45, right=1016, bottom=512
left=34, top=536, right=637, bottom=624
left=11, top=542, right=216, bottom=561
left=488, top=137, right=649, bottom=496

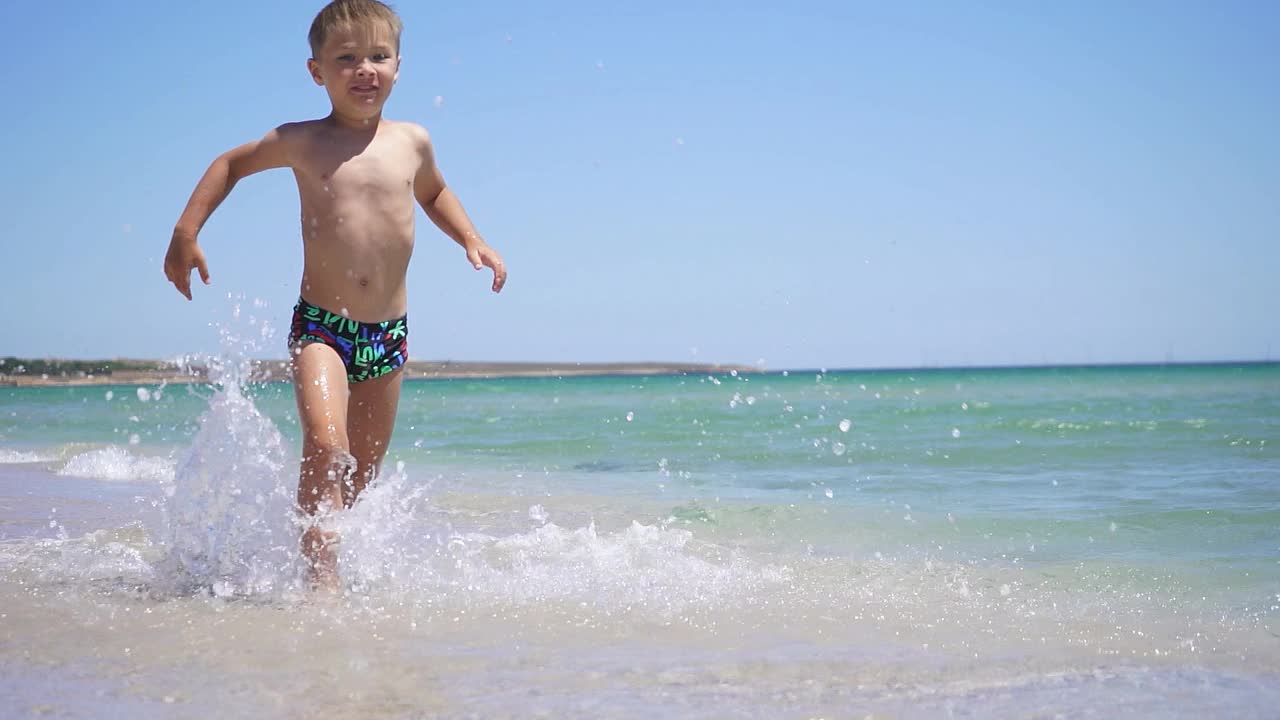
left=274, top=119, right=327, bottom=143
left=385, top=120, right=432, bottom=151
left=259, top=121, right=322, bottom=161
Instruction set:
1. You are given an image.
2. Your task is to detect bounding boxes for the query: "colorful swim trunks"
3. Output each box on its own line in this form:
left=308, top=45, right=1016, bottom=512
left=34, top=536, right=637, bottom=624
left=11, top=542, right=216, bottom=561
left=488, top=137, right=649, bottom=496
left=288, top=298, right=408, bottom=383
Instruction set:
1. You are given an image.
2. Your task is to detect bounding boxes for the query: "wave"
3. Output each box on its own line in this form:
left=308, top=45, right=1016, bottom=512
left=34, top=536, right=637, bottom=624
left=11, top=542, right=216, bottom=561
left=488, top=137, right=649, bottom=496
left=57, top=446, right=176, bottom=483
left=0, top=449, right=58, bottom=464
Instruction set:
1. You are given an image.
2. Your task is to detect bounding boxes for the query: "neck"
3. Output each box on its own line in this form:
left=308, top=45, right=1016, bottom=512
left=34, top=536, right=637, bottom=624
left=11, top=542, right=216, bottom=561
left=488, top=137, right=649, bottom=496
left=327, top=109, right=383, bottom=131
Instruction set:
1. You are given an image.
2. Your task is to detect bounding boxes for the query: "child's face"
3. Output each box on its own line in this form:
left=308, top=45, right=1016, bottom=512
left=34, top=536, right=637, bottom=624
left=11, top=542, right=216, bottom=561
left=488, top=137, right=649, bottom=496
left=307, top=23, right=400, bottom=121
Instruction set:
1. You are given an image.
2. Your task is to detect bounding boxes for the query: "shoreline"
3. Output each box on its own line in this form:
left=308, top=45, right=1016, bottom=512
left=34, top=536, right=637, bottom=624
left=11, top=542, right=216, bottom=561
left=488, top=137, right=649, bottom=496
left=2, top=357, right=1275, bottom=387
left=0, top=359, right=762, bottom=386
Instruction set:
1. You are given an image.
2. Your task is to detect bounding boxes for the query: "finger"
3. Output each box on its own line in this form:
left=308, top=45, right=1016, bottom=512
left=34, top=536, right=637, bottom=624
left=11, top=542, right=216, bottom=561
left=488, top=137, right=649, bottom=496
left=492, top=263, right=507, bottom=292
left=196, top=257, right=211, bottom=285
left=466, top=247, right=482, bottom=270
left=176, top=275, right=192, bottom=301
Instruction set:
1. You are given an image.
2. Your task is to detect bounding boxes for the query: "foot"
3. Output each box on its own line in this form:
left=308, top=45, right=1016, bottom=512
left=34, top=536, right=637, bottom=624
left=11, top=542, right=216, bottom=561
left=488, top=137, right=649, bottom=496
left=302, top=526, right=340, bottom=593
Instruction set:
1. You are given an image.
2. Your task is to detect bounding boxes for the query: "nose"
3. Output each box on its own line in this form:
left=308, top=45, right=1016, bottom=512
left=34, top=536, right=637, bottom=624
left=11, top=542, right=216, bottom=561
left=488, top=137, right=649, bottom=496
left=355, top=58, right=374, bottom=76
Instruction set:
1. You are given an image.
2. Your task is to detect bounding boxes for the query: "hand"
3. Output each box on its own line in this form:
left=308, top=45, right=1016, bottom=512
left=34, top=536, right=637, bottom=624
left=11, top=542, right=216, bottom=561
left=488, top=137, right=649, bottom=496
left=163, top=232, right=211, bottom=300
left=466, top=243, right=507, bottom=293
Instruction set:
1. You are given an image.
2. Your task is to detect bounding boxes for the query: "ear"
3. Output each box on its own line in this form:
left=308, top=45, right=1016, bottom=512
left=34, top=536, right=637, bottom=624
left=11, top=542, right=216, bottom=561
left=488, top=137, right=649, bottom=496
left=307, top=58, right=324, bottom=86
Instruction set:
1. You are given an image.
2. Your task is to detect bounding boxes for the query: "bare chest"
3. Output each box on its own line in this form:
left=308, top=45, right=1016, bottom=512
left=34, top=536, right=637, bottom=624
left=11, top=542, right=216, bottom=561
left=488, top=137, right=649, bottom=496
left=296, top=134, right=418, bottom=201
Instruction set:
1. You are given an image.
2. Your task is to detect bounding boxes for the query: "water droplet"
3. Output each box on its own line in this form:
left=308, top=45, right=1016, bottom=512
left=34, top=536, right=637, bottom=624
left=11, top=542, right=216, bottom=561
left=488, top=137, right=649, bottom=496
left=104, top=390, right=114, bottom=402
left=824, top=488, right=834, bottom=499
left=625, top=411, right=634, bottom=422
left=951, top=428, right=961, bottom=438
left=999, top=584, right=1011, bottom=596
left=838, top=419, right=851, bottom=433
left=433, top=95, right=444, bottom=108
left=136, top=388, right=152, bottom=402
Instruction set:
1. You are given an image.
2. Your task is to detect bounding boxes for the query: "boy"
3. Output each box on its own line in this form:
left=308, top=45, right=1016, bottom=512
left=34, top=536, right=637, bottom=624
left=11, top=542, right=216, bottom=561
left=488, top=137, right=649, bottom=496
left=163, top=0, right=506, bottom=591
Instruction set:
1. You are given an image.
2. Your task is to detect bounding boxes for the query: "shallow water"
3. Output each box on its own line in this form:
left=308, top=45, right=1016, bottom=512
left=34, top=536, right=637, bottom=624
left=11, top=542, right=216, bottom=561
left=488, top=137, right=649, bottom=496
left=1, top=355, right=1278, bottom=717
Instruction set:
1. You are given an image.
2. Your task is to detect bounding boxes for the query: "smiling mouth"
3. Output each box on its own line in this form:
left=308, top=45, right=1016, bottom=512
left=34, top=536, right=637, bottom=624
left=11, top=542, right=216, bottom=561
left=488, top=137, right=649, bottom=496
left=351, top=85, right=378, bottom=94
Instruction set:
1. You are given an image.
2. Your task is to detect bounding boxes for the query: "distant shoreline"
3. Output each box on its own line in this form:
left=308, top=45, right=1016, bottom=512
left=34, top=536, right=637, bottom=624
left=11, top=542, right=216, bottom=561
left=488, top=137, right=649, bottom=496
left=1, top=357, right=1274, bottom=387
left=0, top=358, right=762, bottom=386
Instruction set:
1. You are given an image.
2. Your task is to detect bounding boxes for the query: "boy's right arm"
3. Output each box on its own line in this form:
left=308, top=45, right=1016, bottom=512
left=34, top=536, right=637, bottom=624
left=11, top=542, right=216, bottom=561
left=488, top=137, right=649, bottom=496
left=164, top=126, right=296, bottom=300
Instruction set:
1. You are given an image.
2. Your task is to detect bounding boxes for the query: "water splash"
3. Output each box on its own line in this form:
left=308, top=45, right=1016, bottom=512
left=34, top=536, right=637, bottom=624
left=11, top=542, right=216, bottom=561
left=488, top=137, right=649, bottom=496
left=153, top=356, right=296, bottom=598
left=139, top=296, right=794, bottom=610
left=152, top=297, right=298, bottom=598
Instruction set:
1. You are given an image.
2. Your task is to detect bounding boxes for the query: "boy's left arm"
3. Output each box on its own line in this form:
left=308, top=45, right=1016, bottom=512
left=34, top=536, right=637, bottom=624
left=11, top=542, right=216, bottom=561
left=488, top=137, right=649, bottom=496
left=411, top=126, right=506, bottom=293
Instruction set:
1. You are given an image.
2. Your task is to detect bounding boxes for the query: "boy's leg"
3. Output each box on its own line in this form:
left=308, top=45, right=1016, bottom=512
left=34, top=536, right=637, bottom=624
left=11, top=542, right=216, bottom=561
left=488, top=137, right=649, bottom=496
left=345, top=367, right=405, bottom=506
left=291, top=342, right=353, bottom=589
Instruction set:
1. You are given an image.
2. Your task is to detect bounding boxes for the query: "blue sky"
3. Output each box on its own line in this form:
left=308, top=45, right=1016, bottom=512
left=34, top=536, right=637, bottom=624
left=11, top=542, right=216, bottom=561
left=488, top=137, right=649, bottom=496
left=2, top=1, right=1277, bottom=369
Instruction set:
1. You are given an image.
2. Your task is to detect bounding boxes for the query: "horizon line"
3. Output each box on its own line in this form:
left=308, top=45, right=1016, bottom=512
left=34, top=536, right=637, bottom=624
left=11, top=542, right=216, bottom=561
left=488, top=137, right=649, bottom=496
left=2, top=355, right=1277, bottom=376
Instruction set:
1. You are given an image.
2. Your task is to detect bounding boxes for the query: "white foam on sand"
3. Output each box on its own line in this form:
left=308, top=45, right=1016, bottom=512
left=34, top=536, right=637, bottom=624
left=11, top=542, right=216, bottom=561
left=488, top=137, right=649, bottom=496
left=332, top=472, right=782, bottom=615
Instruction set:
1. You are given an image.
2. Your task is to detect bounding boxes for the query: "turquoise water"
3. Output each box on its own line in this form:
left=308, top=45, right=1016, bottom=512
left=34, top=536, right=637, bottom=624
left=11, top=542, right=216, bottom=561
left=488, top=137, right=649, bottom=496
left=4, top=364, right=1276, bottom=560
left=1, top=361, right=1278, bottom=717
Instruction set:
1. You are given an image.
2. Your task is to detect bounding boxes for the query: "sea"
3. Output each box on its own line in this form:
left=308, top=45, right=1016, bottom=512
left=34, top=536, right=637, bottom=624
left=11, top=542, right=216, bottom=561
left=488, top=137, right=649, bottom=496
left=1, top=330, right=1277, bottom=716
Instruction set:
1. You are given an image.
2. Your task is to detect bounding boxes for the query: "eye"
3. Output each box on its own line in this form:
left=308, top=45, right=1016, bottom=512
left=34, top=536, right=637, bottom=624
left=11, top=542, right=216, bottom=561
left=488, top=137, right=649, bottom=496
left=373, top=53, right=390, bottom=62
left=337, top=54, right=355, bottom=62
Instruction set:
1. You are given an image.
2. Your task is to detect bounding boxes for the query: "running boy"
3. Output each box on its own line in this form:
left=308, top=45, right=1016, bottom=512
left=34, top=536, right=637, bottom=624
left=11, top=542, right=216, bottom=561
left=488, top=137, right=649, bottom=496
left=163, top=0, right=506, bottom=590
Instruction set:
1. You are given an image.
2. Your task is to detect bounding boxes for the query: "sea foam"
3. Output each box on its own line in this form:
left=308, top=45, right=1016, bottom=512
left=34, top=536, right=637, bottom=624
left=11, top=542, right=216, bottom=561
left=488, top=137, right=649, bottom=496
left=58, top=446, right=176, bottom=482
left=0, top=449, right=57, bottom=464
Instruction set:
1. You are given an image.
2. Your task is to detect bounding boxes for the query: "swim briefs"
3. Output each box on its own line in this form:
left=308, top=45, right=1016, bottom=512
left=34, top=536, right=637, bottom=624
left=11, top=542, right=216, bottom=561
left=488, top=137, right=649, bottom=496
left=288, top=298, right=408, bottom=383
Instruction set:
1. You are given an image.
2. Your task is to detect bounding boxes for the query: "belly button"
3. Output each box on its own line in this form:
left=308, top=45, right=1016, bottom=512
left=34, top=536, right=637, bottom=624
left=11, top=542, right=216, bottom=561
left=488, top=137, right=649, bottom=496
left=359, top=278, right=369, bottom=288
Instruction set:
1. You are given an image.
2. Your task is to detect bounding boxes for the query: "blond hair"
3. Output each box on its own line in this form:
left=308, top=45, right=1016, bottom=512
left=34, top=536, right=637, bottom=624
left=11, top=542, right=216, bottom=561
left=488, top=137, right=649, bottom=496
left=308, top=0, right=403, bottom=57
